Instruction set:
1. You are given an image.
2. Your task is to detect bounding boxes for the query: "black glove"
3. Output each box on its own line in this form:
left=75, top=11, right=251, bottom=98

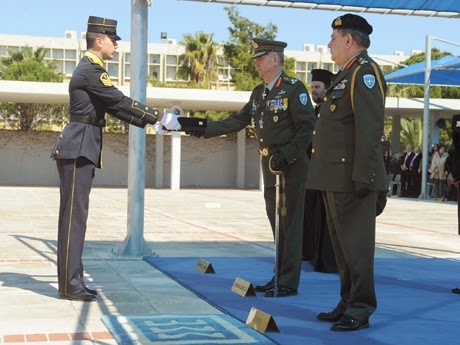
left=185, top=130, right=205, bottom=138
left=269, top=148, right=288, bottom=172
left=354, top=182, right=371, bottom=198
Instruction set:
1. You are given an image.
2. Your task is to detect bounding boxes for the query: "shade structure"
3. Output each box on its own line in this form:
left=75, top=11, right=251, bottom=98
left=185, top=0, right=460, bottom=18
left=385, top=55, right=460, bottom=86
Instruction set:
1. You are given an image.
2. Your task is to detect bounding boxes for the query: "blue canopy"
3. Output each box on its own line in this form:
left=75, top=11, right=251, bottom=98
left=186, top=0, right=460, bottom=18
left=385, top=55, right=460, bottom=86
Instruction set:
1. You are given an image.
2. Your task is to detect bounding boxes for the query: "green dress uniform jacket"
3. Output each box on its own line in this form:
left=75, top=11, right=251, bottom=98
left=204, top=71, right=316, bottom=290
left=306, top=51, right=387, bottom=321
left=51, top=51, right=159, bottom=297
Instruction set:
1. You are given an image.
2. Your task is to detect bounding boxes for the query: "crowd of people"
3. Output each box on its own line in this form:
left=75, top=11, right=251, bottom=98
left=386, top=142, right=458, bottom=201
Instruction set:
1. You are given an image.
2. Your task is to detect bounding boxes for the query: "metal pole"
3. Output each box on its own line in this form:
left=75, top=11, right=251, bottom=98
left=117, top=0, right=151, bottom=256
left=419, top=35, right=431, bottom=199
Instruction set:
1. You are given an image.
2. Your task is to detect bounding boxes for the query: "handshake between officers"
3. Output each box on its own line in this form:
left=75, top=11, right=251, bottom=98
left=50, top=15, right=202, bottom=302
left=188, top=38, right=316, bottom=297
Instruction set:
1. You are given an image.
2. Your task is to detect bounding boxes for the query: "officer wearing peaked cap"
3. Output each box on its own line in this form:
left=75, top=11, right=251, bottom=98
left=51, top=16, right=181, bottom=302
left=307, top=14, right=387, bottom=331
left=187, top=38, right=316, bottom=297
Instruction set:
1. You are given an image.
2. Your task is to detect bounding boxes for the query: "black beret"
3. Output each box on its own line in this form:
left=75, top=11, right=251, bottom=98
left=87, top=16, right=121, bottom=41
left=331, top=13, right=373, bottom=35
left=252, top=38, right=287, bottom=59
left=311, top=69, right=334, bottom=87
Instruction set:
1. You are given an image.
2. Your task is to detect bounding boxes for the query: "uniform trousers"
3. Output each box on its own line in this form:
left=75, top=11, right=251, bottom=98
left=56, top=157, right=95, bottom=295
left=263, top=161, right=306, bottom=290
left=322, top=190, right=377, bottom=322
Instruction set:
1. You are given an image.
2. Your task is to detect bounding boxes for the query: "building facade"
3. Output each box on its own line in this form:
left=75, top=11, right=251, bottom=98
left=0, top=32, right=410, bottom=89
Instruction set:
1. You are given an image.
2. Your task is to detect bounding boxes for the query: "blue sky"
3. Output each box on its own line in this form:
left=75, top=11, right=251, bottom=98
left=4, top=0, right=460, bottom=57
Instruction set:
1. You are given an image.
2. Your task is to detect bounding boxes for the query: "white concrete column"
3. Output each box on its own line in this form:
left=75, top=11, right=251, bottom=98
left=154, top=134, right=164, bottom=188
left=236, top=129, right=246, bottom=188
left=170, top=132, right=181, bottom=190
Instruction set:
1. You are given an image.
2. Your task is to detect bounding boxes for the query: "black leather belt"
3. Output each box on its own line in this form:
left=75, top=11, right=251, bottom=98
left=69, top=115, right=106, bottom=127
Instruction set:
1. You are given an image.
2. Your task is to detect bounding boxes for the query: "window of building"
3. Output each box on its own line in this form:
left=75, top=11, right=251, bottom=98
left=125, top=53, right=130, bottom=63
left=125, top=64, right=131, bottom=79
left=166, top=55, right=177, bottom=65
left=107, top=64, right=119, bottom=78
left=296, top=72, right=307, bottom=83
left=296, top=61, right=306, bottom=71
left=149, top=65, right=160, bottom=79
left=65, top=50, right=77, bottom=60
left=307, top=62, right=317, bottom=71
left=0, top=46, right=7, bottom=56
left=52, top=49, right=64, bottom=59
left=150, top=54, right=160, bottom=64
left=65, top=61, right=76, bottom=75
left=166, top=66, right=176, bottom=80
left=322, top=63, right=333, bottom=72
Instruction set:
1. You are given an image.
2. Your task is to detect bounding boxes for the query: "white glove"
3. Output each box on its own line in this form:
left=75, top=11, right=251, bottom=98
left=160, top=113, right=181, bottom=131
left=153, top=122, right=165, bottom=135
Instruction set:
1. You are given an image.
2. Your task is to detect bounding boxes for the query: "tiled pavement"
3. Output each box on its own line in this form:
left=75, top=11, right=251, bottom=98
left=0, top=186, right=459, bottom=344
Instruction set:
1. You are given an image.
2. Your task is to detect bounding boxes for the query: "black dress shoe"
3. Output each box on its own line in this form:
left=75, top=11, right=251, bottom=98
left=331, top=314, right=369, bottom=332
left=264, top=285, right=298, bottom=297
left=84, top=286, right=98, bottom=295
left=317, top=308, right=344, bottom=322
left=58, top=292, right=96, bottom=302
left=452, top=287, right=460, bottom=294
left=254, top=277, right=275, bottom=292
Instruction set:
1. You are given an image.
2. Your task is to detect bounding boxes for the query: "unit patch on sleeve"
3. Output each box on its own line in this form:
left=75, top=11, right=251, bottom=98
left=299, top=93, right=308, bottom=105
left=363, top=74, right=375, bottom=89
left=100, top=73, right=113, bottom=87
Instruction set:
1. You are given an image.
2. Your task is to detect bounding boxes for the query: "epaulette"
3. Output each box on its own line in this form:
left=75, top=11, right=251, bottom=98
left=359, top=57, right=369, bottom=65
left=283, top=76, right=298, bottom=85
left=84, top=51, right=104, bottom=67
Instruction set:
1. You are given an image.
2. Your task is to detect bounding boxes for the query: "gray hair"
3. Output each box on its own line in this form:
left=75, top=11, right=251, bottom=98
left=339, top=28, right=371, bottom=49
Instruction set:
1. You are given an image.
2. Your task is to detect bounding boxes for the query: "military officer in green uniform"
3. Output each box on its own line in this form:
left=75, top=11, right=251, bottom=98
left=51, top=16, right=180, bottom=302
left=306, top=14, right=387, bottom=331
left=188, top=38, right=315, bottom=297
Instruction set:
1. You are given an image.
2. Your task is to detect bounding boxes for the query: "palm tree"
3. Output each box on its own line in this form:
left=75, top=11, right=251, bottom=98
left=399, top=118, right=423, bottom=148
left=177, top=32, right=218, bottom=89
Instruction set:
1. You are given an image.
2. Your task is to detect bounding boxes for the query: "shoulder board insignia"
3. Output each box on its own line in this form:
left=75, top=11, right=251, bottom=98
left=100, top=72, right=113, bottom=87
left=359, top=58, right=369, bottom=65
left=283, top=76, right=298, bottom=84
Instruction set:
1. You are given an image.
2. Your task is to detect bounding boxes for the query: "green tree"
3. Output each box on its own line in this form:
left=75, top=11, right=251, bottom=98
left=177, top=32, right=218, bottom=89
left=223, top=6, right=278, bottom=91
left=0, top=46, right=67, bottom=130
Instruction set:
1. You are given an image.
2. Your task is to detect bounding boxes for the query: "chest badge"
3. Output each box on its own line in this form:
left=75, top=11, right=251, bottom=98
left=273, top=115, right=279, bottom=123
left=330, top=104, right=336, bottom=112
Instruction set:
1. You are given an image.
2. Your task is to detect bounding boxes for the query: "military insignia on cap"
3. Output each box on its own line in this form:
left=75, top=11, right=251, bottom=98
left=363, top=74, right=375, bottom=89
left=100, top=72, right=112, bottom=87
left=334, top=17, right=342, bottom=26
left=299, top=93, right=307, bottom=106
